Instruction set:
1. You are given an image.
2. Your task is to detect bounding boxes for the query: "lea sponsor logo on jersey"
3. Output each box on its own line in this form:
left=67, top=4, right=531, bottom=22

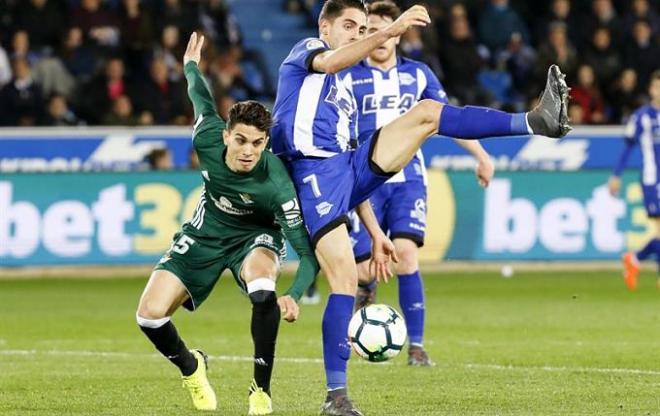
left=362, top=93, right=415, bottom=115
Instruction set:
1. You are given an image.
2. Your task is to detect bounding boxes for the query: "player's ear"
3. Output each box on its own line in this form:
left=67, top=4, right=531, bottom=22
left=222, top=128, right=230, bottom=145
left=319, top=19, right=330, bottom=37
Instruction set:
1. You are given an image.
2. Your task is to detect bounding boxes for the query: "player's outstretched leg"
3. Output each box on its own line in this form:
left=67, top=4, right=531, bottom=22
left=136, top=270, right=217, bottom=411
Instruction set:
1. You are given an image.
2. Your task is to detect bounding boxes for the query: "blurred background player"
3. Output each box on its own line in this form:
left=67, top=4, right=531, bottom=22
left=608, top=70, right=660, bottom=291
left=343, top=0, right=494, bottom=367
left=271, top=1, right=569, bottom=414
left=136, top=33, right=318, bottom=414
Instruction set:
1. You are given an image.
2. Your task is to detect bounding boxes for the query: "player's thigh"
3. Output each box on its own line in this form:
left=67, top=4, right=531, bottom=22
left=371, top=100, right=443, bottom=172
left=240, top=247, right=280, bottom=284
left=315, top=223, right=358, bottom=294
left=229, top=230, right=285, bottom=291
left=137, top=269, right=190, bottom=319
left=393, top=238, right=420, bottom=275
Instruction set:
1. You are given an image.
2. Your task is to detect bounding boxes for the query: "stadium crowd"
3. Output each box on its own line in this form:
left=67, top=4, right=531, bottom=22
left=0, top=0, right=658, bottom=127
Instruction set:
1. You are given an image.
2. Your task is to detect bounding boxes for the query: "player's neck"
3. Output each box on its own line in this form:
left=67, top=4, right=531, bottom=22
left=367, top=55, right=397, bottom=72
left=652, top=100, right=660, bottom=110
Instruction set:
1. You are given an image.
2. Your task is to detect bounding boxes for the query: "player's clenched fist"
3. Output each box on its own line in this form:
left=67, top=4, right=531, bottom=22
left=183, top=32, right=205, bottom=65
left=386, top=5, right=431, bottom=38
left=278, top=295, right=299, bottom=322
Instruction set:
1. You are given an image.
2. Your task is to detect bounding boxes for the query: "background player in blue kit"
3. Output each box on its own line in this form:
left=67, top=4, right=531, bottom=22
left=609, top=70, right=660, bottom=291
left=342, top=1, right=494, bottom=367
left=271, top=1, right=570, bottom=414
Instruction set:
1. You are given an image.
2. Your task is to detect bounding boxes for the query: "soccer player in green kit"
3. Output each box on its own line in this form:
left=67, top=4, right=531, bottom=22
left=135, top=33, right=319, bottom=415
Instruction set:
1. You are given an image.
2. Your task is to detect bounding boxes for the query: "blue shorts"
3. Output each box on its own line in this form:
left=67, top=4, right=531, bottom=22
left=349, top=179, right=427, bottom=261
left=288, top=130, right=394, bottom=245
left=642, top=183, right=660, bottom=217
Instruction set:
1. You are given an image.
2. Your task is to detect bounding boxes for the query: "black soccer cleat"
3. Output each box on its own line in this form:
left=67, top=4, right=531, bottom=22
left=354, top=283, right=377, bottom=312
left=320, top=393, right=364, bottom=416
left=407, top=345, right=434, bottom=367
left=527, top=64, right=571, bottom=139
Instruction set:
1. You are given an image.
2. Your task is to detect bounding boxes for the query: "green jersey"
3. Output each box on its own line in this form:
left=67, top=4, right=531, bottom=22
left=182, top=61, right=318, bottom=301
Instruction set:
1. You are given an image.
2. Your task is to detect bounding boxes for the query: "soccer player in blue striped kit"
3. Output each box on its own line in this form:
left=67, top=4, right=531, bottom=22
left=609, top=70, right=660, bottom=291
left=271, top=1, right=570, bottom=414
left=341, top=0, right=494, bottom=367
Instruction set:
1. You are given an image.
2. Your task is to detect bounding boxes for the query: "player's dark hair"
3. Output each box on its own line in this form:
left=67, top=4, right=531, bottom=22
left=227, top=100, right=272, bottom=133
left=367, top=1, right=401, bottom=21
left=319, top=0, right=367, bottom=22
left=651, top=70, right=660, bottom=83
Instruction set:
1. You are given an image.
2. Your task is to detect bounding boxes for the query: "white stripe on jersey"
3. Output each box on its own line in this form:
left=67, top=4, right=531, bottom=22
left=293, top=74, right=337, bottom=158
left=640, top=114, right=657, bottom=185
left=624, top=114, right=637, bottom=138
left=336, top=73, right=353, bottom=152
left=189, top=190, right=206, bottom=229
left=415, top=67, right=428, bottom=186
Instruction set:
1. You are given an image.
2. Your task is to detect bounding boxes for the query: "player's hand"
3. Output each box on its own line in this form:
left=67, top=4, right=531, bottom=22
left=183, top=32, right=204, bottom=65
left=278, top=295, right=299, bottom=323
left=476, top=156, right=495, bottom=187
left=608, top=176, right=621, bottom=197
left=370, top=235, right=399, bottom=283
left=385, top=5, right=431, bottom=38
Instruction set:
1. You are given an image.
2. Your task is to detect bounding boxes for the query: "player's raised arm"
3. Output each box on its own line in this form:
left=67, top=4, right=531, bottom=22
left=183, top=33, right=218, bottom=120
left=311, top=5, right=430, bottom=74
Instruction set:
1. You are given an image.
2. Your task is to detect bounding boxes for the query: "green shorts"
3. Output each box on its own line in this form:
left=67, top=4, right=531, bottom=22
left=154, top=228, right=286, bottom=310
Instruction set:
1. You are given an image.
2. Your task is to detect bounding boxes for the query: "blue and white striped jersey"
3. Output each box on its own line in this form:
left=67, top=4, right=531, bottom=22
left=626, top=105, right=660, bottom=185
left=271, top=37, right=358, bottom=161
left=340, top=57, right=448, bottom=183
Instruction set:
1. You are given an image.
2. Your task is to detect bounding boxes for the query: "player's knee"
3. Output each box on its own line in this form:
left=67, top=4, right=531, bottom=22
left=356, top=260, right=372, bottom=284
left=394, top=244, right=419, bottom=275
left=136, top=299, right=170, bottom=321
left=247, top=278, right=277, bottom=305
left=326, top=261, right=358, bottom=294
left=415, top=99, right=443, bottom=129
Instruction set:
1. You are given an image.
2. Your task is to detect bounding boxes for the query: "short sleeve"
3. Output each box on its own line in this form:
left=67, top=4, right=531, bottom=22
left=284, top=37, right=330, bottom=74
left=419, top=63, right=448, bottom=104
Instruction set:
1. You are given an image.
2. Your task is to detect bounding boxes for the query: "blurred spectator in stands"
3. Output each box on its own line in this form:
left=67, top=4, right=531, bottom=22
left=70, top=0, right=121, bottom=50
left=153, top=25, right=185, bottom=81
left=535, top=22, right=578, bottom=86
left=581, top=0, right=623, bottom=50
left=189, top=147, right=200, bottom=170
left=0, top=58, right=44, bottom=126
left=0, top=45, right=11, bottom=88
left=624, top=19, right=660, bottom=87
left=10, top=30, right=42, bottom=66
left=119, top=0, right=154, bottom=75
left=217, top=95, right=236, bottom=121
left=609, top=68, right=646, bottom=122
left=567, top=101, right=585, bottom=125
left=154, top=0, right=198, bottom=39
left=536, top=0, right=579, bottom=47
left=44, top=94, right=85, bottom=126
left=59, top=27, right=97, bottom=82
left=497, top=32, right=536, bottom=99
left=570, top=64, right=606, bottom=124
left=14, top=0, right=66, bottom=54
left=102, top=94, right=152, bottom=126
left=0, top=0, right=14, bottom=47
left=478, top=0, right=530, bottom=54
left=624, top=0, right=660, bottom=36
left=400, top=27, right=424, bottom=61
left=441, top=15, right=490, bottom=105
left=210, top=47, right=262, bottom=101
left=584, top=27, right=621, bottom=88
left=145, top=148, right=173, bottom=171
left=79, top=57, right=132, bottom=124
left=136, top=57, right=186, bottom=125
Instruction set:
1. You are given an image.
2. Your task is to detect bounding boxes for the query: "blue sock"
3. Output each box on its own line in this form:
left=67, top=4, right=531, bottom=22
left=438, top=105, right=530, bottom=139
left=322, top=294, right=354, bottom=390
left=636, top=238, right=660, bottom=261
left=398, top=271, right=425, bottom=346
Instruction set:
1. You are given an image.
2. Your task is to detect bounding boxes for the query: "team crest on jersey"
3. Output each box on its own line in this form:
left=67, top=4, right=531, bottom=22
left=281, top=198, right=303, bottom=227
left=324, top=85, right=356, bottom=117
left=398, top=72, right=416, bottom=86
left=315, top=201, right=333, bottom=217
left=410, top=198, right=427, bottom=223
left=239, top=193, right=254, bottom=204
left=254, top=233, right=275, bottom=246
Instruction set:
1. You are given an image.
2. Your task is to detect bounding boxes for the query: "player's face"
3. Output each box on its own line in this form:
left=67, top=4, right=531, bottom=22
left=320, top=8, right=367, bottom=49
left=650, top=79, right=660, bottom=105
left=222, top=124, right=269, bottom=173
left=367, top=14, right=398, bottom=64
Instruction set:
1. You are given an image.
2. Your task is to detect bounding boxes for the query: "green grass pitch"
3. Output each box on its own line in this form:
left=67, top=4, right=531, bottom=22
left=1, top=270, right=659, bottom=415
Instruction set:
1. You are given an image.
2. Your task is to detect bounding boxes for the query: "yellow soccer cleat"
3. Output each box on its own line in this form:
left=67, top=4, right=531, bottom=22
left=181, top=349, right=217, bottom=411
left=248, top=379, right=273, bottom=415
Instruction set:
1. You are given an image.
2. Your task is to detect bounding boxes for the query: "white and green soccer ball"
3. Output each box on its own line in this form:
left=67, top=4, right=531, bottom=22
left=348, top=304, right=407, bottom=362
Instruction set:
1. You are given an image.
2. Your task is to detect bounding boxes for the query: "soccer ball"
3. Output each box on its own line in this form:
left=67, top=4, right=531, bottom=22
left=348, top=304, right=407, bottom=362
